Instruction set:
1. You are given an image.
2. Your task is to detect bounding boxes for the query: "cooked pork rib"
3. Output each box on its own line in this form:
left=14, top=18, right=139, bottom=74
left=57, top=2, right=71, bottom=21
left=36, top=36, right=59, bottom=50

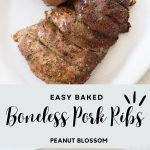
left=116, top=0, right=136, bottom=7
left=43, top=0, right=136, bottom=7
left=74, top=0, right=130, bottom=33
left=48, top=7, right=116, bottom=51
left=13, top=20, right=100, bottom=84
left=43, top=0, right=67, bottom=6
left=13, top=0, right=135, bottom=84
left=74, top=0, right=120, bottom=38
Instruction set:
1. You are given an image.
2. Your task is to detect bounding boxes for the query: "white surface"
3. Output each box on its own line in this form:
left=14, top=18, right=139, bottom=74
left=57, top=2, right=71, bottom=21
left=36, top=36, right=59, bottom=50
left=0, top=148, right=35, bottom=150
left=0, top=147, right=150, bottom=150
left=0, top=0, right=150, bottom=84
left=139, top=69, right=150, bottom=83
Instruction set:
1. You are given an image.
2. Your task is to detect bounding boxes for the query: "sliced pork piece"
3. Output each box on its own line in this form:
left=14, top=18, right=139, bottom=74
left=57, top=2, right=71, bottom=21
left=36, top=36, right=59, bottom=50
left=74, top=0, right=130, bottom=33
left=43, top=0, right=67, bottom=6
left=116, top=0, right=136, bottom=7
left=13, top=20, right=100, bottom=84
left=47, top=7, right=117, bottom=51
left=74, top=0, right=119, bottom=38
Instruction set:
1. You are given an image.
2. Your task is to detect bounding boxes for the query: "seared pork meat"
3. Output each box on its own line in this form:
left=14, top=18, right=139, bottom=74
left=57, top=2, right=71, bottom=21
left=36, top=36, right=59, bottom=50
left=43, top=0, right=67, bottom=6
left=47, top=7, right=117, bottom=51
left=13, top=0, right=135, bottom=84
left=43, top=0, right=136, bottom=7
left=13, top=20, right=100, bottom=84
left=74, top=0, right=130, bottom=33
left=116, top=0, right=136, bottom=7
left=73, top=0, right=120, bottom=38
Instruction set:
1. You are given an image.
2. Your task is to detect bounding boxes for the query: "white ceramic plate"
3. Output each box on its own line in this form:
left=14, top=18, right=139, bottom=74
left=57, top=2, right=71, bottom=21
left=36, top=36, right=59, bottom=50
left=0, top=0, right=150, bottom=84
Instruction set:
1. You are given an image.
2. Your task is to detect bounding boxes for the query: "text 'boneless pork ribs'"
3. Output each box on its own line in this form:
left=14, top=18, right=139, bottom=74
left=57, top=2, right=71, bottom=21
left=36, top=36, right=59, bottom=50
left=13, top=0, right=136, bottom=84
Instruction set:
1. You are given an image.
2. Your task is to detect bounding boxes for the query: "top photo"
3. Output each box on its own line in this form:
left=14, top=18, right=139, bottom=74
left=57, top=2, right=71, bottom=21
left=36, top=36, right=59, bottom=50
left=0, top=0, right=150, bottom=84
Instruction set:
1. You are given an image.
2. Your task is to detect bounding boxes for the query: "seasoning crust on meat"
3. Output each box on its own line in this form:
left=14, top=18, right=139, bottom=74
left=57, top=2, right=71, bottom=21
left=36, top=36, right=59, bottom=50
left=43, top=0, right=67, bottom=6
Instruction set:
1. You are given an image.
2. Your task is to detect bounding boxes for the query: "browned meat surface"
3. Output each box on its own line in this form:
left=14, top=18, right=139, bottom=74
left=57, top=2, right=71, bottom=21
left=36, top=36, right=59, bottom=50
left=43, top=0, right=67, bottom=6
left=74, top=0, right=130, bottom=33
left=47, top=7, right=117, bottom=51
left=116, top=0, right=136, bottom=7
left=13, top=20, right=100, bottom=84
left=73, top=0, right=120, bottom=38
left=43, top=0, right=136, bottom=7
left=13, top=0, right=135, bottom=84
